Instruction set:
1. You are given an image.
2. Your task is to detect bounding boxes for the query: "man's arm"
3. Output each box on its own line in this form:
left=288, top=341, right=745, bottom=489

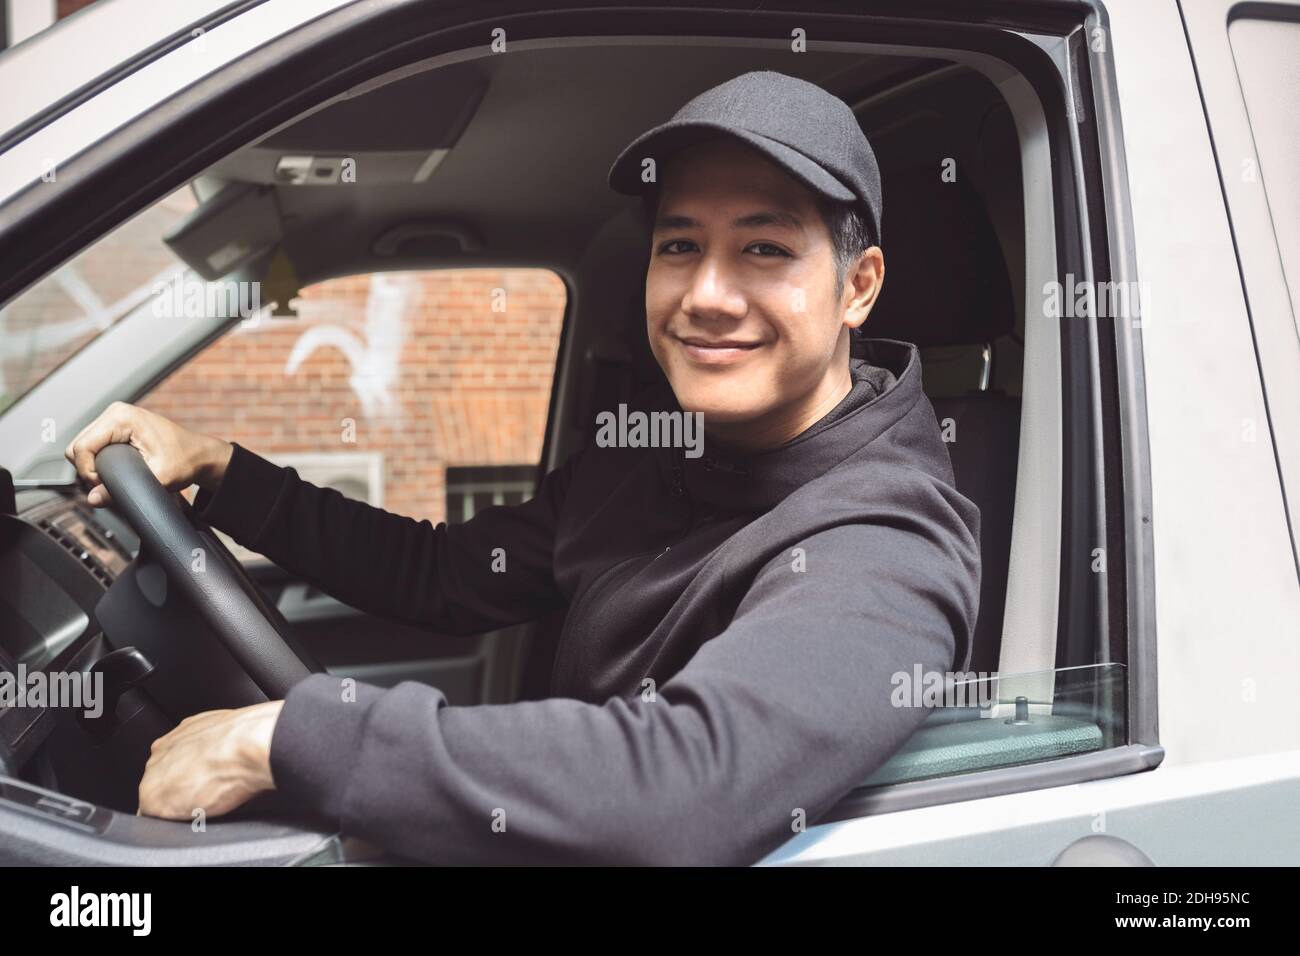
left=266, top=500, right=980, bottom=865
left=193, top=441, right=588, bottom=634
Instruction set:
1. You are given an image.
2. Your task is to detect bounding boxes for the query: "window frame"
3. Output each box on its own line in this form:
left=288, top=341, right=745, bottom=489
left=0, top=0, right=1159, bottom=826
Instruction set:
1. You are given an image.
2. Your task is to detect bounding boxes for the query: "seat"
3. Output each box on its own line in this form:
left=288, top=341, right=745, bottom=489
left=928, top=392, right=1019, bottom=674
left=867, top=164, right=1020, bottom=675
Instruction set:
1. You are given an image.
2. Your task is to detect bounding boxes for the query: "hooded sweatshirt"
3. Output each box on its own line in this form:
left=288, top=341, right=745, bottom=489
left=194, top=335, right=981, bottom=865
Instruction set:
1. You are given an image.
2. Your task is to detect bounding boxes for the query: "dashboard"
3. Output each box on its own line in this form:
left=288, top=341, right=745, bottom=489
left=1, top=488, right=139, bottom=666
left=22, top=490, right=136, bottom=586
left=0, top=476, right=361, bottom=864
left=0, top=484, right=155, bottom=802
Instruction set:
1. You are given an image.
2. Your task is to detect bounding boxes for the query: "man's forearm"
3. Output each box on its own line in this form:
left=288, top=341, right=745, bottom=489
left=192, top=442, right=581, bottom=633
left=193, top=434, right=234, bottom=493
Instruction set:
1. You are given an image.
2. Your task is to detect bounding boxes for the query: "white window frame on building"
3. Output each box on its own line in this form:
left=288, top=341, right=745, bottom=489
left=445, top=465, right=536, bottom=524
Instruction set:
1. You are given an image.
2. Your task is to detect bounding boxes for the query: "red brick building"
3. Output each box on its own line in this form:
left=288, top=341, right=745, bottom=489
left=142, top=268, right=566, bottom=525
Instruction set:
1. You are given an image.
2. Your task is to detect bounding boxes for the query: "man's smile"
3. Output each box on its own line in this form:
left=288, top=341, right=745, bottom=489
left=674, top=334, right=767, bottom=365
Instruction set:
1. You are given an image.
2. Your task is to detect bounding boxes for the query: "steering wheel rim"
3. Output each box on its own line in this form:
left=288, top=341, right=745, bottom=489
left=95, top=442, right=321, bottom=699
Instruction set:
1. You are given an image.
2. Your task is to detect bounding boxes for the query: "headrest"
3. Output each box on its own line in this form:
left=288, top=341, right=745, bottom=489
left=863, top=165, right=1015, bottom=347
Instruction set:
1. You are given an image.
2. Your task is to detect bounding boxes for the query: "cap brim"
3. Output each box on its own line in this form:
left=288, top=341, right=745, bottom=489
left=607, top=120, right=856, bottom=206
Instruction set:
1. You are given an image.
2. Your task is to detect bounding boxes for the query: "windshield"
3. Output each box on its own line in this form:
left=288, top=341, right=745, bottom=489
left=0, top=186, right=196, bottom=413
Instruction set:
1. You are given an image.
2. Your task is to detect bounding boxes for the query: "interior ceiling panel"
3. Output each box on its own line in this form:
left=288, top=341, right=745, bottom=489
left=261, top=64, right=488, bottom=153
left=196, top=44, right=944, bottom=284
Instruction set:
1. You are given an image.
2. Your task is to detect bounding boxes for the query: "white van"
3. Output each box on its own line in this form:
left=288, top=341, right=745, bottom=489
left=0, top=0, right=1296, bottom=865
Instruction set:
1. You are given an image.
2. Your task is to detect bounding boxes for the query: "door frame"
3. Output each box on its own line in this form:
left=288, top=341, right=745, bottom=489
left=0, top=0, right=1161, bottom=862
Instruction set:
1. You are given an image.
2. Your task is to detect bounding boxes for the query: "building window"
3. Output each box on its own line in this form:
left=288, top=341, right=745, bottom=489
left=445, top=465, right=536, bottom=524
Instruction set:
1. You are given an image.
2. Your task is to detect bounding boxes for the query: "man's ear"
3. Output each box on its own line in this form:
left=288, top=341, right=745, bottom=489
left=843, top=247, right=884, bottom=333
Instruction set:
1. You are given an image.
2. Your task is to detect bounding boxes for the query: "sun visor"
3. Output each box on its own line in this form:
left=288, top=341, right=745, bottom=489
left=261, top=66, right=487, bottom=154
left=162, top=183, right=282, bottom=281
left=202, top=67, right=489, bottom=187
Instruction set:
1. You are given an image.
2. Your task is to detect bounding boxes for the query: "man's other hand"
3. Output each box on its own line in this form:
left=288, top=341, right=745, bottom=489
left=137, top=701, right=284, bottom=820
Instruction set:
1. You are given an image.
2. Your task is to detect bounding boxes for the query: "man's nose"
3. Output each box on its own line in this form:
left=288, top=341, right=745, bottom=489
left=681, top=255, right=747, bottom=322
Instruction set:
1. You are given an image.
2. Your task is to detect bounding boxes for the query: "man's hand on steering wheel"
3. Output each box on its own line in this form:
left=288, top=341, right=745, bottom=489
left=65, top=402, right=309, bottom=821
left=65, top=401, right=233, bottom=508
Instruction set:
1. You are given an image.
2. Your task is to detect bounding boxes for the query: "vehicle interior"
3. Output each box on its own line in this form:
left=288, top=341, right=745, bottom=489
left=0, top=32, right=1128, bottom=863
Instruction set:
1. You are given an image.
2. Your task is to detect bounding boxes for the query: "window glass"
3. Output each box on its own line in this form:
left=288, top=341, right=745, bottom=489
left=862, top=664, right=1126, bottom=787
left=139, top=269, right=566, bottom=559
left=0, top=188, right=196, bottom=413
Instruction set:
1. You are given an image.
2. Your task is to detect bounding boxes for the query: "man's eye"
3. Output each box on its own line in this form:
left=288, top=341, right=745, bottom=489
left=658, top=239, right=696, bottom=255
left=656, top=240, right=789, bottom=256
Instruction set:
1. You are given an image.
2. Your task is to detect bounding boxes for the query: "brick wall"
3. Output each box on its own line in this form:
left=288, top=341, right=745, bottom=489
left=141, top=269, right=566, bottom=524
left=57, top=0, right=98, bottom=16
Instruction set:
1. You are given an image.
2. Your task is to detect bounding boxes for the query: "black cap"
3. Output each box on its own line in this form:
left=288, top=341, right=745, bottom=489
left=607, top=70, right=882, bottom=245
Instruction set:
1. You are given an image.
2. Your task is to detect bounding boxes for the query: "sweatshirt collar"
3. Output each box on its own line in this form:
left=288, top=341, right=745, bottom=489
left=654, top=337, right=924, bottom=512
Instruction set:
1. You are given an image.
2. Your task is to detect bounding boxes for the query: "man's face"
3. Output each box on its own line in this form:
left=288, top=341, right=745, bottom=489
left=645, top=136, right=881, bottom=451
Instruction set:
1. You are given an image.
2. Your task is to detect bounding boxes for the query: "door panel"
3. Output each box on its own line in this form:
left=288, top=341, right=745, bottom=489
left=1179, top=0, right=1300, bottom=566
left=761, top=751, right=1300, bottom=866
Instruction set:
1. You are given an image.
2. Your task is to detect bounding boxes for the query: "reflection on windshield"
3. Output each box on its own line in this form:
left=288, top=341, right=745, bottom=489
left=0, top=187, right=196, bottom=412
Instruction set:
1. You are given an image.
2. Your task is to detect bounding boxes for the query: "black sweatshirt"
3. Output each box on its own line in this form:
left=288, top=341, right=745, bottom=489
left=194, top=336, right=981, bottom=865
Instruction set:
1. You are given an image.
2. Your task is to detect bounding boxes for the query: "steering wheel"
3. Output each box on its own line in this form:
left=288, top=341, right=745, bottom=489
left=95, top=442, right=322, bottom=699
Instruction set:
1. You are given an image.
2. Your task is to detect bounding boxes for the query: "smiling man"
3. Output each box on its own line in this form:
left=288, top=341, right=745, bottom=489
left=644, top=134, right=876, bottom=451
left=68, top=70, right=980, bottom=865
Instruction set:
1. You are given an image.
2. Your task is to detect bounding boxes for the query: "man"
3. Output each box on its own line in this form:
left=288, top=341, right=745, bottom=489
left=67, top=71, right=980, bottom=865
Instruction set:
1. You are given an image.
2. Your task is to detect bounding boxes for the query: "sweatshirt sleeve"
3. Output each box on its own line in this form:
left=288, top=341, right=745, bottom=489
left=266, top=508, right=978, bottom=865
left=192, top=441, right=587, bottom=634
